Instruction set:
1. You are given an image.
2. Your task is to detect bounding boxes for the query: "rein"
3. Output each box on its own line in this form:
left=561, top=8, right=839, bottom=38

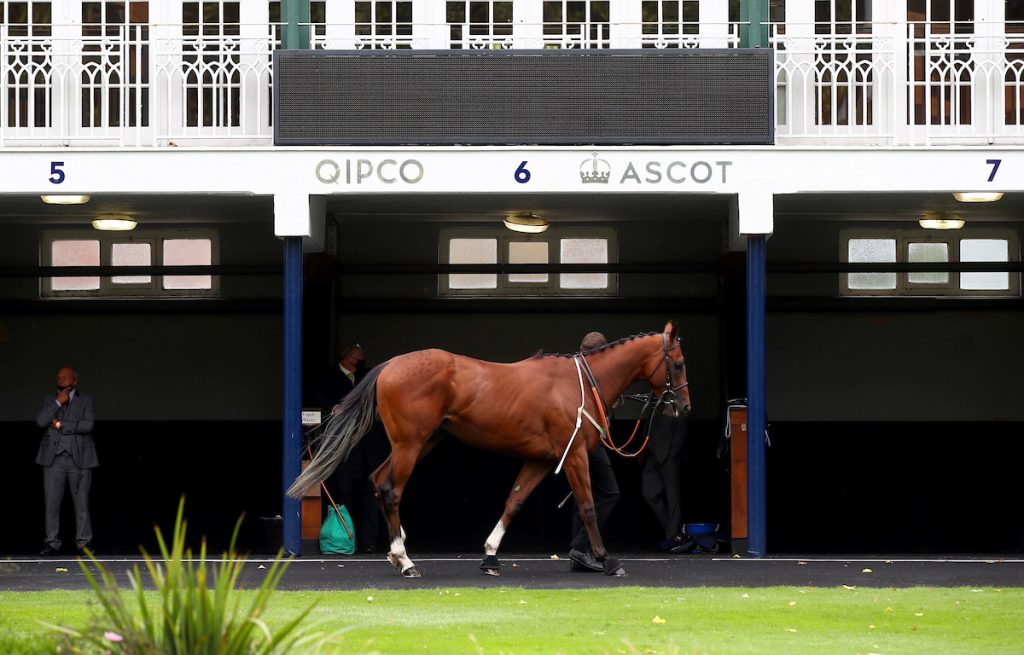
left=559, top=333, right=688, bottom=465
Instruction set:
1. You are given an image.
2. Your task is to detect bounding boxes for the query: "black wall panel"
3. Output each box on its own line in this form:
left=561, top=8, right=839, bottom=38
left=274, top=49, right=774, bottom=146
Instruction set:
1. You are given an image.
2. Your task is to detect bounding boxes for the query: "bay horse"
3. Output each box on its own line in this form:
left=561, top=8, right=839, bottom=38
left=287, top=321, right=691, bottom=578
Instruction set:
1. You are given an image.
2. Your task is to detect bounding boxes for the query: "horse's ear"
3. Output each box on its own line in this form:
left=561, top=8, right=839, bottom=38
left=663, top=320, right=678, bottom=340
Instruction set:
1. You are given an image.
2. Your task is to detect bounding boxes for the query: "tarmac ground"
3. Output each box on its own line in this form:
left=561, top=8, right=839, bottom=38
left=2, top=553, right=1023, bottom=591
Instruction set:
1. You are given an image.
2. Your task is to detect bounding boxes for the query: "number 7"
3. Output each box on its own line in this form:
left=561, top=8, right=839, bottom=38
left=986, top=159, right=1001, bottom=182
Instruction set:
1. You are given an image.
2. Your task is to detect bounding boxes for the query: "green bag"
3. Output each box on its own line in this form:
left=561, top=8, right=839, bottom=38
left=319, top=504, right=356, bottom=555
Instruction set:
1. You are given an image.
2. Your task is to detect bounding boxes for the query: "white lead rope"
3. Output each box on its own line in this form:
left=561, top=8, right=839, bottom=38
left=555, top=357, right=606, bottom=475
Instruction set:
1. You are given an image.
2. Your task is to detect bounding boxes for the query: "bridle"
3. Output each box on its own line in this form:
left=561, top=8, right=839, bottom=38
left=658, top=333, right=689, bottom=398
left=575, top=333, right=689, bottom=459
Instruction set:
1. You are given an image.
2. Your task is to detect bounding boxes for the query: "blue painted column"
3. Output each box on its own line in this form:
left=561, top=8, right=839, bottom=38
left=282, top=236, right=303, bottom=555
left=280, top=1, right=309, bottom=556
left=746, top=234, right=767, bottom=557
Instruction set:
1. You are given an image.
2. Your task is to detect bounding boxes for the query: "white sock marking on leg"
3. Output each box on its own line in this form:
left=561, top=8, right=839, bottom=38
left=484, top=521, right=505, bottom=556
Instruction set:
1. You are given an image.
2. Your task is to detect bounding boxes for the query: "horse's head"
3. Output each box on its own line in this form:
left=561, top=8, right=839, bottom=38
left=644, top=320, right=691, bottom=418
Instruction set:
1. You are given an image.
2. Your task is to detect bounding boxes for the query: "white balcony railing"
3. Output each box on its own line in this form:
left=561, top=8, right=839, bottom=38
left=4, top=20, right=1024, bottom=148
left=772, top=21, right=1024, bottom=145
left=0, top=22, right=277, bottom=147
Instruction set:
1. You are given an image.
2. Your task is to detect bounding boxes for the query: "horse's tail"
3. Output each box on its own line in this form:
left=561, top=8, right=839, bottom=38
left=286, top=361, right=388, bottom=499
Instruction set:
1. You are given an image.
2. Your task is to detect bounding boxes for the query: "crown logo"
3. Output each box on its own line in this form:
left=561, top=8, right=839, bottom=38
left=579, top=152, right=611, bottom=184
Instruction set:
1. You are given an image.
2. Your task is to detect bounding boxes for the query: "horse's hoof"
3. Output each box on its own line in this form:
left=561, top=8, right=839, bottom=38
left=401, top=566, right=422, bottom=578
left=479, top=554, right=501, bottom=576
left=603, top=557, right=626, bottom=576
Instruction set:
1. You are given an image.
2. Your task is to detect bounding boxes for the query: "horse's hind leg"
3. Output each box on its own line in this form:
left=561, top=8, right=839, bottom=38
left=371, top=444, right=423, bottom=577
left=480, top=459, right=552, bottom=576
left=563, top=451, right=627, bottom=577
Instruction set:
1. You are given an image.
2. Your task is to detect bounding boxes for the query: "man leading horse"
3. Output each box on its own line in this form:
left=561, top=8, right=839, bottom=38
left=288, top=321, right=691, bottom=578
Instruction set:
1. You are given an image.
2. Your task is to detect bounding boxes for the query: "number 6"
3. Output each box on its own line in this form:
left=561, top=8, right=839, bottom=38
left=514, top=161, right=531, bottom=184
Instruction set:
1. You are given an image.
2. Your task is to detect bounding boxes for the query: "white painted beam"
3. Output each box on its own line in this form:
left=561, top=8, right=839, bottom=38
left=0, top=147, right=1016, bottom=196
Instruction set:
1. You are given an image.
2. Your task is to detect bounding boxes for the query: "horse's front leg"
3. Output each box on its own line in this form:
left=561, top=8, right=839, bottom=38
left=480, top=459, right=552, bottom=576
left=563, top=450, right=627, bottom=576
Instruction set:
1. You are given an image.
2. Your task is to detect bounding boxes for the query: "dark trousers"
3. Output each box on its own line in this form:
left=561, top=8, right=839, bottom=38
left=328, top=424, right=389, bottom=551
left=42, top=452, right=93, bottom=550
left=641, top=415, right=686, bottom=539
left=570, top=447, right=620, bottom=552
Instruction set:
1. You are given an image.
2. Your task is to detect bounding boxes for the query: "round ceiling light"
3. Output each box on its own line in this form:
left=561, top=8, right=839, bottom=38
left=953, top=192, right=1004, bottom=203
left=919, top=214, right=965, bottom=230
left=503, top=213, right=549, bottom=234
left=91, top=214, right=138, bottom=231
left=41, top=194, right=91, bottom=205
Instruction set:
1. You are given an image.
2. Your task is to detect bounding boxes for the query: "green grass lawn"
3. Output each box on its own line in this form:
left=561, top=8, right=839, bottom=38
left=1, top=586, right=1022, bottom=654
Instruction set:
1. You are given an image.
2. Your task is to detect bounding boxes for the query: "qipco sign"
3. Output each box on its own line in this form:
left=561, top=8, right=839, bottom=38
left=316, top=158, right=424, bottom=186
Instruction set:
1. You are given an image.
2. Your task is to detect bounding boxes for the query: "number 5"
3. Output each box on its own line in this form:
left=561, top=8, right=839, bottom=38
left=49, top=161, right=65, bottom=185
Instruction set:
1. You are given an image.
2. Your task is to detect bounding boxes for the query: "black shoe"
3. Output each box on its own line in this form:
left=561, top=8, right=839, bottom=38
left=39, top=545, right=59, bottom=557
left=660, top=534, right=685, bottom=553
left=568, top=548, right=602, bottom=573
left=76, top=545, right=93, bottom=557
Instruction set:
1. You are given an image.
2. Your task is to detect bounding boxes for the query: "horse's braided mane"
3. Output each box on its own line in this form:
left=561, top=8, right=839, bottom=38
left=542, top=331, right=659, bottom=359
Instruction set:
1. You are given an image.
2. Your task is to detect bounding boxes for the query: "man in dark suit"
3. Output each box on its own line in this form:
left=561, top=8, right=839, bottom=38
left=643, top=406, right=687, bottom=551
left=315, top=343, right=388, bottom=552
left=315, top=343, right=365, bottom=417
left=35, top=366, right=97, bottom=556
left=568, top=332, right=621, bottom=572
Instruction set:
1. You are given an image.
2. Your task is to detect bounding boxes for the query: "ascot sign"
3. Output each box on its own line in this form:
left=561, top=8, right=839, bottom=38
left=580, top=152, right=733, bottom=186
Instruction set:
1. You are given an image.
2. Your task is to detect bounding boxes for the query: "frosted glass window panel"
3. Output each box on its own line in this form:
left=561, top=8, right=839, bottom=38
left=508, top=241, right=549, bottom=283
left=163, top=238, right=212, bottom=290
left=960, top=239, right=1009, bottom=290
left=111, top=242, right=152, bottom=284
left=848, top=238, right=896, bottom=290
left=560, top=238, right=608, bottom=289
left=449, top=238, right=497, bottom=289
left=51, top=240, right=100, bottom=290
left=907, top=242, right=949, bottom=284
